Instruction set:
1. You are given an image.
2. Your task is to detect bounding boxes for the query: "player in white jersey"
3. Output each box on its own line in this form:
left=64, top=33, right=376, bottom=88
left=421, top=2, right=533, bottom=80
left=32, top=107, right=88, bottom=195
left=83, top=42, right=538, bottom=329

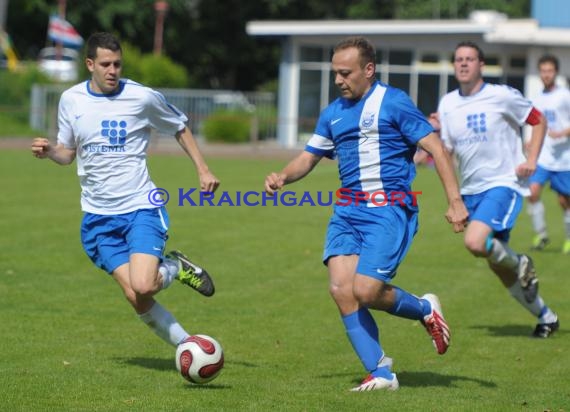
left=31, top=32, right=220, bottom=349
left=526, top=54, right=570, bottom=254
left=265, top=36, right=468, bottom=392
left=438, top=41, right=559, bottom=338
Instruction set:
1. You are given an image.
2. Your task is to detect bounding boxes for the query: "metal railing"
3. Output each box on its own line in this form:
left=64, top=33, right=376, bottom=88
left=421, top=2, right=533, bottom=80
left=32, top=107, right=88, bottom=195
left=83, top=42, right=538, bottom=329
left=30, top=84, right=277, bottom=141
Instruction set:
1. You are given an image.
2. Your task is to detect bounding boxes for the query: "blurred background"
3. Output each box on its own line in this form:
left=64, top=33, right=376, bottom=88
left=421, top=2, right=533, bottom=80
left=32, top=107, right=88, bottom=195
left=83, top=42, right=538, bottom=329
left=1, top=0, right=568, bottom=147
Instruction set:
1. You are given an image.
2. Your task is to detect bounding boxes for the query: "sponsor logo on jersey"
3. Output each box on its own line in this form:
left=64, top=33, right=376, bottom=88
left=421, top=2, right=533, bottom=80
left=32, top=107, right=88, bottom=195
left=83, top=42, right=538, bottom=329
left=466, top=113, right=487, bottom=134
left=543, top=109, right=556, bottom=124
left=101, top=120, right=128, bottom=145
left=456, top=113, right=488, bottom=146
left=83, top=119, right=128, bottom=153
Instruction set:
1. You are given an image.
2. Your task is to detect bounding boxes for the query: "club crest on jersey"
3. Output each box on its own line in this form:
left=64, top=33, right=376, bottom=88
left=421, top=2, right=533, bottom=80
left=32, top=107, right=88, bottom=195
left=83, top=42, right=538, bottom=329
left=101, top=120, right=128, bottom=145
left=361, top=112, right=375, bottom=129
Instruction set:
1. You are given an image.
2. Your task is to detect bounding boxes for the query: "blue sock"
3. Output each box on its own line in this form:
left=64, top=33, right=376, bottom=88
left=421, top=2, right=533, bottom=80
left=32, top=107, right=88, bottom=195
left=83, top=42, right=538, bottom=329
left=358, top=305, right=379, bottom=342
left=342, top=308, right=382, bottom=372
left=371, top=365, right=393, bottom=380
left=387, top=286, right=430, bottom=320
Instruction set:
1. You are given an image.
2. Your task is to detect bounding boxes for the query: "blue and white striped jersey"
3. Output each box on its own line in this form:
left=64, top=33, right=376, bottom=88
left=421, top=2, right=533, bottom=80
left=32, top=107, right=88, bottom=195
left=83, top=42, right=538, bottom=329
left=305, top=81, right=433, bottom=208
left=57, top=79, right=188, bottom=214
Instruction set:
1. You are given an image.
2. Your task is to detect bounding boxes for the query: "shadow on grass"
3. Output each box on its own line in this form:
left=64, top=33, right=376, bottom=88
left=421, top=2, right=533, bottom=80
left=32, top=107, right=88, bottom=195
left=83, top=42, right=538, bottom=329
left=114, top=356, right=232, bottom=389
left=321, top=370, right=495, bottom=388
left=395, top=371, right=496, bottom=388
left=180, top=382, right=231, bottom=390
left=115, top=357, right=260, bottom=371
left=470, top=324, right=565, bottom=338
left=114, top=357, right=173, bottom=371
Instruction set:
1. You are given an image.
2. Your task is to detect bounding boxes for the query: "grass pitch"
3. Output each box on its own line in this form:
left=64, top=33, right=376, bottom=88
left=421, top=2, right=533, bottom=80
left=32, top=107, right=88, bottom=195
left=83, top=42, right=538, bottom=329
left=0, top=148, right=568, bottom=411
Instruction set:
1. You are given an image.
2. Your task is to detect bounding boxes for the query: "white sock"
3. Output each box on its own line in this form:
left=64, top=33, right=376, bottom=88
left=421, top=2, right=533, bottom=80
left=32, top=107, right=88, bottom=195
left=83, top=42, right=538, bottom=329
left=508, top=281, right=547, bottom=318
left=158, top=258, right=180, bottom=290
left=487, top=239, right=519, bottom=270
left=139, top=302, right=190, bottom=346
left=539, top=307, right=558, bottom=324
left=564, top=209, right=570, bottom=240
left=527, top=201, right=547, bottom=237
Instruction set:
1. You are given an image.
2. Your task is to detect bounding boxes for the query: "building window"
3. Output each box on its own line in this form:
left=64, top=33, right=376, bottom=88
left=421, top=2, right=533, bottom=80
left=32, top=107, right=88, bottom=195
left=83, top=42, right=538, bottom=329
left=388, top=73, right=411, bottom=95
left=300, top=46, right=324, bottom=62
left=298, top=69, right=322, bottom=136
left=510, top=57, right=527, bottom=69
left=388, top=50, right=413, bottom=65
left=506, top=75, right=525, bottom=93
left=417, top=74, right=440, bottom=115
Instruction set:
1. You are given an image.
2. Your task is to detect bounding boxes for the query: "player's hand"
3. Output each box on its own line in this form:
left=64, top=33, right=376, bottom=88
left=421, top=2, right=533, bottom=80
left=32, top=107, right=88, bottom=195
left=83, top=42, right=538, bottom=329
left=264, top=172, right=285, bottom=195
left=31, top=137, right=51, bottom=159
left=199, top=170, right=220, bottom=193
left=515, top=161, right=536, bottom=178
left=445, top=199, right=469, bottom=233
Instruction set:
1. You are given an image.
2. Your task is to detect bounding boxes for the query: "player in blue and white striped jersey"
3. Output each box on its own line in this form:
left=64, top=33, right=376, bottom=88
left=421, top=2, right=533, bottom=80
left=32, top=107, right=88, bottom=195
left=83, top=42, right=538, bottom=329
left=32, top=32, right=219, bottom=350
left=438, top=41, right=559, bottom=339
left=265, top=36, right=468, bottom=392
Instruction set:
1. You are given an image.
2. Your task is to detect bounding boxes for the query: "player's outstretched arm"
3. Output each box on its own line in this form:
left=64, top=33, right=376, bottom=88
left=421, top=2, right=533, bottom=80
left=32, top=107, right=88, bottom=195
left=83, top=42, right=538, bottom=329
left=264, top=151, right=322, bottom=195
left=175, top=127, right=220, bottom=193
left=31, top=137, right=76, bottom=165
left=418, top=132, right=468, bottom=233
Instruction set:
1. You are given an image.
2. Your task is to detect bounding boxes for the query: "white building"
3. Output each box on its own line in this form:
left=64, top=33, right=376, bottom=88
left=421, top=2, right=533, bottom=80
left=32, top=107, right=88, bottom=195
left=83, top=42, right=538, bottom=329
left=247, top=7, right=570, bottom=148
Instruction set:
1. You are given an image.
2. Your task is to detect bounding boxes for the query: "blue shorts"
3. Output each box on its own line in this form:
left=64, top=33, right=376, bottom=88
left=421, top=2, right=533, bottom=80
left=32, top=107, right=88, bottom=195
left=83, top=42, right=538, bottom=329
left=81, top=207, right=169, bottom=274
left=323, top=204, right=418, bottom=282
left=462, top=187, right=522, bottom=242
left=529, top=165, right=570, bottom=196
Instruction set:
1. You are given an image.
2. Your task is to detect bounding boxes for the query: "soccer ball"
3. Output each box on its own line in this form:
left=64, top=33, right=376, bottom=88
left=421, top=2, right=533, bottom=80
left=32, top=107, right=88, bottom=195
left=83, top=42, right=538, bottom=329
left=175, top=334, right=224, bottom=384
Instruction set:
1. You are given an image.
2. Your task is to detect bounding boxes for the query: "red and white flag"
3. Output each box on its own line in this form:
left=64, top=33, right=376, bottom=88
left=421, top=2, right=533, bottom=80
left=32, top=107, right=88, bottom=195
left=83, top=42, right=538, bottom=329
left=48, top=15, right=83, bottom=47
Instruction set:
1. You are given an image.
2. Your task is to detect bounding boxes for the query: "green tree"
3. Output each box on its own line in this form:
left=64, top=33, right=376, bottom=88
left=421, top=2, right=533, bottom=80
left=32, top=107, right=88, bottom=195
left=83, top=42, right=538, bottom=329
left=6, top=0, right=531, bottom=91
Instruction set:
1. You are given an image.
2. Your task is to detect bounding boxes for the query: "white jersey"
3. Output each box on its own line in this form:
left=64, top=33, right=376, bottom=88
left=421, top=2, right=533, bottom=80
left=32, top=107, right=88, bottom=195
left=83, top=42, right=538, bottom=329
left=57, top=79, right=188, bottom=214
left=438, top=83, right=532, bottom=196
left=532, top=86, right=570, bottom=171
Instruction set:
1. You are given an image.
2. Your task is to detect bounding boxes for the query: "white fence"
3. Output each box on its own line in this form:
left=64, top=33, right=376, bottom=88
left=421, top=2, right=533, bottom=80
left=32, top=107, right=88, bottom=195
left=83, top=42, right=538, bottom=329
left=30, top=84, right=277, bottom=141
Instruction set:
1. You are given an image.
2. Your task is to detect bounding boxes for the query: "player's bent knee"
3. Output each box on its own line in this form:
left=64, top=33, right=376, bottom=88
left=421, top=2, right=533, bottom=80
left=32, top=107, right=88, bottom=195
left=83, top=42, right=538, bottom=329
left=130, top=279, right=160, bottom=297
left=329, top=282, right=352, bottom=302
left=464, top=236, right=487, bottom=256
left=352, top=283, right=386, bottom=307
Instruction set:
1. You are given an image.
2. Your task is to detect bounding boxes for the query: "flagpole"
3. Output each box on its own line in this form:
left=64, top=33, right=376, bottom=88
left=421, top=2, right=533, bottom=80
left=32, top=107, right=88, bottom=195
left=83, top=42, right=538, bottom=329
left=56, top=0, right=66, bottom=60
left=154, top=1, right=169, bottom=55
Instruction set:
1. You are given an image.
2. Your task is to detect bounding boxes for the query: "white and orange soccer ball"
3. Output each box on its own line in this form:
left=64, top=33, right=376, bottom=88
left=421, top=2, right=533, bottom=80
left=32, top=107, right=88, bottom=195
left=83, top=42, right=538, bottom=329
left=175, top=335, right=224, bottom=384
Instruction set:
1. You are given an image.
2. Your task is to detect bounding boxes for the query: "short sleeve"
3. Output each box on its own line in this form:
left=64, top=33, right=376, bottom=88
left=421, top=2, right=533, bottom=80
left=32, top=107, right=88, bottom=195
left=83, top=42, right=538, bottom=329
left=146, top=89, right=189, bottom=136
left=56, top=91, right=76, bottom=149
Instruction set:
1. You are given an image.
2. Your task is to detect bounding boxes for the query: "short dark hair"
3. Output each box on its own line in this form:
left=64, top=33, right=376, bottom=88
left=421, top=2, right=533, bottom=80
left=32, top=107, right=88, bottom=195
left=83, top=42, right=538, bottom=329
left=453, top=41, right=485, bottom=62
left=86, top=32, right=122, bottom=60
left=538, top=54, right=559, bottom=71
left=333, top=36, right=376, bottom=69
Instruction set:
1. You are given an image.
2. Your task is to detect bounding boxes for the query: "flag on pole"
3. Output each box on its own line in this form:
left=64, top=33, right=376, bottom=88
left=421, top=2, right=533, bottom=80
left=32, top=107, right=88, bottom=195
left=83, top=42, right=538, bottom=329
left=47, top=15, right=83, bottom=47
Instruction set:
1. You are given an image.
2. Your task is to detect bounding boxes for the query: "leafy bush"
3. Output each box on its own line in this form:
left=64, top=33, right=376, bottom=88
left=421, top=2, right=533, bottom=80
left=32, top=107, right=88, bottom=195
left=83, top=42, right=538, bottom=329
left=110, top=42, right=189, bottom=88
left=254, top=105, right=278, bottom=140
left=0, top=66, right=50, bottom=106
left=139, top=54, right=189, bottom=88
left=0, top=66, right=50, bottom=124
left=202, top=109, right=253, bottom=143
left=116, top=42, right=144, bottom=83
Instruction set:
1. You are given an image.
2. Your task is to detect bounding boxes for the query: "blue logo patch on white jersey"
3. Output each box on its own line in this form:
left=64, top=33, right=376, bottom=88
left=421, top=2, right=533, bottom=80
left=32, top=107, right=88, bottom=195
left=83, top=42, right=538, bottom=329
left=543, top=109, right=556, bottom=123
left=466, top=113, right=487, bottom=133
left=101, top=120, right=128, bottom=145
